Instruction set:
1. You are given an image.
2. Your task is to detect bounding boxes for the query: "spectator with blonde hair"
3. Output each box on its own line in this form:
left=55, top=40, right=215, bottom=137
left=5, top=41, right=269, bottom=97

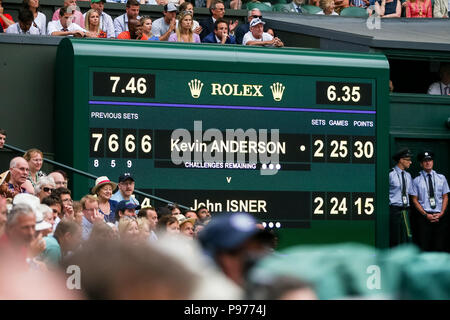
left=168, top=11, right=200, bottom=43
left=317, top=0, right=339, bottom=15
left=23, top=148, right=46, bottom=189
left=84, top=9, right=107, bottom=37
left=118, top=216, right=140, bottom=245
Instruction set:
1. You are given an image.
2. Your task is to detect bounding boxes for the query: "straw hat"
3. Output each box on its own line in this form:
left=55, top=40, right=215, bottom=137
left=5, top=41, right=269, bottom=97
left=92, top=176, right=117, bottom=195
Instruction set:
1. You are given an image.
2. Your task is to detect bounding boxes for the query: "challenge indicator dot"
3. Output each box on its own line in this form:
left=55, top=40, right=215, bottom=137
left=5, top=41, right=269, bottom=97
left=275, top=222, right=281, bottom=228
left=261, top=164, right=267, bottom=170
left=262, top=222, right=267, bottom=228
left=275, top=164, right=281, bottom=170
left=268, top=222, right=274, bottom=228
left=300, top=145, right=306, bottom=152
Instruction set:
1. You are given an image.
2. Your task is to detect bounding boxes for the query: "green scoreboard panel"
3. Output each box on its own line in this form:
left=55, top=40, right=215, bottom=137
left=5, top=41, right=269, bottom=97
left=55, top=39, right=390, bottom=248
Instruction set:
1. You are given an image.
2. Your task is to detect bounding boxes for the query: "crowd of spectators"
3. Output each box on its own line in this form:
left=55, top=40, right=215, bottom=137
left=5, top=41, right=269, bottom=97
left=0, top=132, right=284, bottom=299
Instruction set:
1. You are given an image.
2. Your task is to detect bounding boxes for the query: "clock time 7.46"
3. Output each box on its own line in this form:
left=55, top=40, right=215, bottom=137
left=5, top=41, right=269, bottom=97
left=92, top=72, right=155, bottom=98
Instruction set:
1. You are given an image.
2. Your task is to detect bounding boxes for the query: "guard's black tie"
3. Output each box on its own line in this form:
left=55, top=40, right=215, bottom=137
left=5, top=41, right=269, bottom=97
left=401, top=171, right=406, bottom=197
left=428, top=173, right=434, bottom=197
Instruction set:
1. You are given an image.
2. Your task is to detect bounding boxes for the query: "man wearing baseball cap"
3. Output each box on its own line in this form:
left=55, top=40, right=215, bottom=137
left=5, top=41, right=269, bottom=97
left=152, top=3, right=177, bottom=41
left=388, top=148, right=414, bottom=247
left=411, top=150, right=449, bottom=252
left=111, top=173, right=140, bottom=207
left=84, top=0, right=115, bottom=38
left=115, top=200, right=141, bottom=223
left=198, top=212, right=275, bottom=286
left=242, top=18, right=284, bottom=47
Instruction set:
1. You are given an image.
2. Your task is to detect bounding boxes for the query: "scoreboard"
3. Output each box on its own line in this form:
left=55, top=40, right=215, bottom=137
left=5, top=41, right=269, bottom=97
left=55, top=39, right=390, bottom=248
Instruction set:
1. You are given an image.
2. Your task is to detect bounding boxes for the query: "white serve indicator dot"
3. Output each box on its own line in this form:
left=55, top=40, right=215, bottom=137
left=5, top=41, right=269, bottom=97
left=121, top=89, right=125, bottom=93
left=300, top=145, right=306, bottom=152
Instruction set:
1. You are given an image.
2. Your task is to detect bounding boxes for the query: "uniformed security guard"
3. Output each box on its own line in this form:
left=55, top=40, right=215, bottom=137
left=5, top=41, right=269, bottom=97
left=411, top=150, right=449, bottom=252
left=389, top=148, right=414, bottom=247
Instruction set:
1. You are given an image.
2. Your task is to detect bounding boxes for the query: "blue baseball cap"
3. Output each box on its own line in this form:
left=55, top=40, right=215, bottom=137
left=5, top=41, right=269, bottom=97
left=115, top=200, right=140, bottom=215
left=198, top=213, right=264, bottom=257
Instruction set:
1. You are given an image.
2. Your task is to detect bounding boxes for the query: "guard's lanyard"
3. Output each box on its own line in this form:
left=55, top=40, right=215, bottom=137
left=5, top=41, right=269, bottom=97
left=422, top=171, right=437, bottom=209
left=395, top=170, right=408, bottom=206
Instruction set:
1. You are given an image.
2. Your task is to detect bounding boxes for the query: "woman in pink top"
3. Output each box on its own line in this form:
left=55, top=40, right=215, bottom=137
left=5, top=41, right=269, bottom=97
left=52, top=0, right=84, bottom=27
left=168, top=11, right=200, bottom=43
left=405, top=0, right=432, bottom=17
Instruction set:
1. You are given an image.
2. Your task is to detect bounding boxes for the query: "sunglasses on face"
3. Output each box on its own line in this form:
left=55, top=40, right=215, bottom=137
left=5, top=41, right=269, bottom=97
left=252, top=15, right=262, bottom=18
left=43, top=187, right=54, bottom=192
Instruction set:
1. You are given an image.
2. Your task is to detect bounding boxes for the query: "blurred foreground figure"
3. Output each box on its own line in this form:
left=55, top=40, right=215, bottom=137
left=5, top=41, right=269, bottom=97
left=63, top=240, right=196, bottom=299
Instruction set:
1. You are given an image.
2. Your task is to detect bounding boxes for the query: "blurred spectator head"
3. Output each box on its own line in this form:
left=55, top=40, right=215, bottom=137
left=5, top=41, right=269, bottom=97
left=35, top=176, right=56, bottom=201
left=41, top=194, right=63, bottom=221
left=247, top=9, right=262, bottom=22
left=54, top=218, right=82, bottom=253
left=89, top=221, right=118, bottom=242
left=157, top=215, right=179, bottom=236
left=54, top=169, right=68, bottom=187
left=195, top=205, right=211, bottom=224
left=90, top=0, right=105, bottom=13
left=72, top=201, right=83, bottom=225
left=17, top=8, right=34, bottom=33
left=178, top=215, right=196, bottom=240
left=23, top=148, right=43, bottom=174
left=59, top=6, right=75, bottom=28
left=6, top=203, right=36, bottom=247
left=22, top=0, right=40, bottom=11
left=63, top=240, right=196, bottom=299
left=167, top=202, right=181, bottom=215
left=126, top=0, right=140, bottom=19
left=35, top=204, right=53, bottom=236
left=9, top=157, right=29, bottom=187
left=115, top=200, right=140, bottom=222
left=48, top=171, right=65, bottom=189
left=210, top=0, right=225, bottom=19
left=80, top=194, right=99, bottom=223
left=198, top=213, right=275, bottom=286
left=179, top=1, right=194, bottom=14
left=214, top=18, right=229, bottom=40
left=137, top=206, right=158, bottom=230
left=185, top=210, right=198, bottom=220
left=118, top=216, right=139, bottom=244
left=319, top=0, right=335, bottom=15
left=136, top=217, right=150, bottom=241
left=156, top=205, right=172, bottom=219
left=0, top=128, right=6, bottom=149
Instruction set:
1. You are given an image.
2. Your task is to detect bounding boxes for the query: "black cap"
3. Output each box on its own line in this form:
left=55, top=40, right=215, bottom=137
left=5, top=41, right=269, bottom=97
left=417, top=150, right=434, bottom=162
left=118, top=173, right=134, bottom=183
left=392, top=148, right=413, bottom=162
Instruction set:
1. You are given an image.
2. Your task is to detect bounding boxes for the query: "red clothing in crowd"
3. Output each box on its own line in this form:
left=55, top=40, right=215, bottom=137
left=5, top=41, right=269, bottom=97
left=117, top=31, right=148, bottom=40
left=406, top=0, right=432, bottom=17
left=0, top=13, right=13, bottom=30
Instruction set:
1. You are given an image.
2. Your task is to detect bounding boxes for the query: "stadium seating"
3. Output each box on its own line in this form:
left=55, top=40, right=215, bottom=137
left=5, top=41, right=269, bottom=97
left=302, top=4, right=322, bottom=14
left=340, top=6, right=369, bottom=17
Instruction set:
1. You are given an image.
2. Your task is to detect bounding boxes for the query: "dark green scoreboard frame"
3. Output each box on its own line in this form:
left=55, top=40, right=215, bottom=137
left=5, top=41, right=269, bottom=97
left=55, top=38, right=390, bottom=249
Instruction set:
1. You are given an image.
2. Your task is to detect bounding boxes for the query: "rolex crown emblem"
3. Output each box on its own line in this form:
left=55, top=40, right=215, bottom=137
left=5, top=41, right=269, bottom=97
left=270, top=82, right=285, bottom=102
left=188, top=79, right=204, bottom=99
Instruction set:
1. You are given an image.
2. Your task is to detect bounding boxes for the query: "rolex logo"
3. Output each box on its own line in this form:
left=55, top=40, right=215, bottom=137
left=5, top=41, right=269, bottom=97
left=188, top=79, right=204, bottom=99
left=270, top=82, right=285, bottom=102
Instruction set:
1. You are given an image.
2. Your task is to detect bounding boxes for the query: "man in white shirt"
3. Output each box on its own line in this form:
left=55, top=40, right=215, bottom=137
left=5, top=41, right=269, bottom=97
left=151, top=3, right=177, bottom=41
left=113, top=0, right=140, bottom=38
left=84, top=0, right=115, bottom=38
left=6, top=8, right=40, bottom=35
left=428, top=63, right=450, bottom=95
left=47, top=5, right=89, bottom=37
left=242, top=18, right=284, bottom=47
